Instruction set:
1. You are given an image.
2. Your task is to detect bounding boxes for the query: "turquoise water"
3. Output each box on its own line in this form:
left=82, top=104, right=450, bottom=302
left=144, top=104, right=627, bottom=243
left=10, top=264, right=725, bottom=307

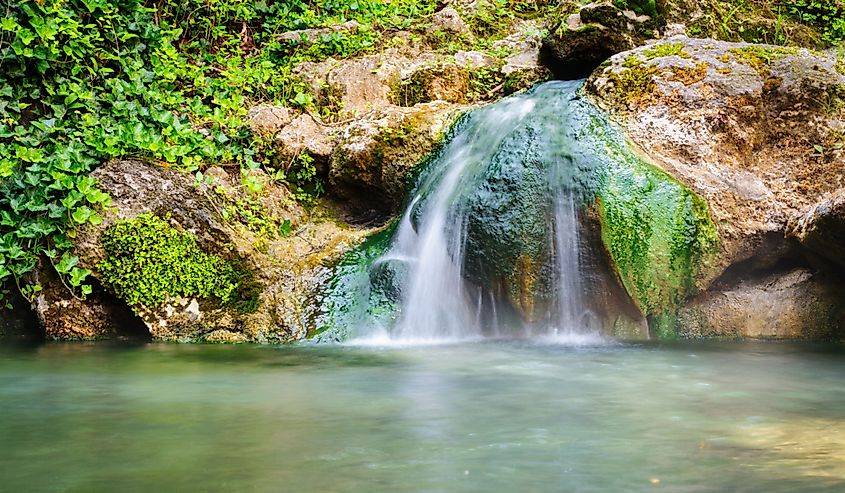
left=1, top=340, right=844, bottom=492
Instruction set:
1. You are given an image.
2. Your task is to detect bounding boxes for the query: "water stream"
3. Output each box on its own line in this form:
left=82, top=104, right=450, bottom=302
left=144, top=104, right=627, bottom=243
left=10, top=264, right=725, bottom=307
left=322, top=81, right=616, bottom=343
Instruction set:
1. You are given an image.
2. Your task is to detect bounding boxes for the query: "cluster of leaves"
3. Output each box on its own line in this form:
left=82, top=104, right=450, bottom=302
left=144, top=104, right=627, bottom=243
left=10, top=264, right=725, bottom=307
left=465, top=0, right=557, bottom=44
left=97, top=213, right=251, bottom=308
left=0, top=0, right=439, bottom=304
left=613, top=0, right=659, bottom=18
left=784, top=0, right=845, bottom=44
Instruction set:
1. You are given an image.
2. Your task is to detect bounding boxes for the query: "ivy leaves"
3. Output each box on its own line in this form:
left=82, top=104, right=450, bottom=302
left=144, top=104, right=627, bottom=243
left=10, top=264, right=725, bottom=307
left=0, top=0, right=440, bottom=305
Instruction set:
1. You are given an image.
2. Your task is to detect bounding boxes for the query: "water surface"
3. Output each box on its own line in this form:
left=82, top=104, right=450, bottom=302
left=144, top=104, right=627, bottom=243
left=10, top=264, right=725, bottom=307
left=1, top=340, right=844, bottom=492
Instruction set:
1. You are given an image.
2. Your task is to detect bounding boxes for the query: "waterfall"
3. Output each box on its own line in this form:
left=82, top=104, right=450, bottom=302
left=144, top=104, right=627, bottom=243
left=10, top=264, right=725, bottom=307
left=362, top=80, right=601, bottom=342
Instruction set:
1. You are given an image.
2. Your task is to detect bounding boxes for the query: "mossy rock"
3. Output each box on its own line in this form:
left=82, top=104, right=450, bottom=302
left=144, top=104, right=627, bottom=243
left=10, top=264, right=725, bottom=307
left=98, top=213, right=259, bottom=312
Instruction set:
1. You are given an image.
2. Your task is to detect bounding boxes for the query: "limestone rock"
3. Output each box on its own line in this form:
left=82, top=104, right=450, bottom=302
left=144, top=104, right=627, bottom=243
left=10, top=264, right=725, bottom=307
left=428, top=7, right=472, bottom=38
left=541, top=1, right=656, bottom=79
left=274, top=114, right=334, bottom=174
left=677, top=268, right=845, bottom=339
left=246, top=105, right=293, bottom=136
left=788, top=189, right=845, bottom=269
left=395, top=63, right=470, bottom=106
left=24, top=259, right=144, bottom=340
left=277, top=21, right=359, bottom=45
left=52, top=159, right=372, bottom=342
left=587, top=37, right=845, bottom=284
left=586, top=37, right=845, bottom=338
left=329, top=102, right=463, bottom=221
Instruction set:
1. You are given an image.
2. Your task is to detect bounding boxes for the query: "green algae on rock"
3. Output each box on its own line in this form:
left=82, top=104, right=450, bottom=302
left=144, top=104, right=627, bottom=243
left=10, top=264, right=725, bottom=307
left=309, top=224, right=399, bottom=343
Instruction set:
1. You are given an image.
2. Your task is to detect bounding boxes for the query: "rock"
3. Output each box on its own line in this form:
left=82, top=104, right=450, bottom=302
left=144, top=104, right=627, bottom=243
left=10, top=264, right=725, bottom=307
left=493, top=26, right=548, bottom=78
left=454, top=50, right=497, bottom=69
left=586, top=37, right=845, bottom=338
left=677, top=268, right=845, bottom=339
left=24, top=259, right=145, bottom=340
left=274, top=114, right=334, bottom=175
left=540, top=1, right=655, bottom=79
left=0, top=291, right=39, bottom=341
left=277, top=21, right=360, bottom=45
left=329, top=102, right=463, bottom=222
left=204, top=329, right=249, bottom=343
left=587, top=38, right=845, bottom=281
left=788, top=189, right=845, bottom=269
left=428, top=7, right=472, bottom=38
left=395, top=63, right=470, bottom=106
left=50, top=159, right=373, bottom=342
left=246, top=105, right=293, bottom=136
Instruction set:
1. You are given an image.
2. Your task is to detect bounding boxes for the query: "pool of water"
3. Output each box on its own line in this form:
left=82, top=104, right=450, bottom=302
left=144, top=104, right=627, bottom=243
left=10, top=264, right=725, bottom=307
left=1, top=338, right=844, bottom=492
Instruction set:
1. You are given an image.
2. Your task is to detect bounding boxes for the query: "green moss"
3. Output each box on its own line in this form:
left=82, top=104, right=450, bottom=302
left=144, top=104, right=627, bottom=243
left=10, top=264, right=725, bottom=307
left=643, top=43, right=691, bottom=60
left=729, top=46, right=798, bottom=77
left=309, top=223, right=399, bottom=342
left=609, top=63, right=660, bottom=103
left=589, top=120, right=719, bottom=319
left=614, top=0, right=658, bottom=18
left=98, top=214, right=259, bottom=311
left=836, top=56, right=845, bottom=76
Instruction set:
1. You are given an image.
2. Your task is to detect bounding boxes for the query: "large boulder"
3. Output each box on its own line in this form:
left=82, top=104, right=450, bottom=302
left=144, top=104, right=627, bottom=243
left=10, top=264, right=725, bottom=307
left=677, top=268, right=845, bottom=339
left=40, top=159, right=374, bottom=342
left=586, top=37, right=845, bottom=337
left=330, top=102, right=463, bottom=222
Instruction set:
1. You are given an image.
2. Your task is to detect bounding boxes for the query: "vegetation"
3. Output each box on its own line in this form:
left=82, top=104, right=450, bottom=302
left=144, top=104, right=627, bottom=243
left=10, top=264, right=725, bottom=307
left=729, top=46, right=797, bottom=76
left=609, top=59, right=660, bottom=103
left=98, top=214, right=256, bottom=310
left=0, top=0, right=442, bottom=304
left=785, top=0, right=845, bottom=44
left=642, top=43, right=691, bottom=60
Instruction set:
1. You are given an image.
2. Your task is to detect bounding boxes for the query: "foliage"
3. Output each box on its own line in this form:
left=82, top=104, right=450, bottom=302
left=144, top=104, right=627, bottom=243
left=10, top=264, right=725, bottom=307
left=613, top=0, right=659, bottom=18
left=609, top=61, right=660, bottom=103
left=97, top=214, right=255, bottom=309
left=0, top=0, right=438, bottom=303
left=785, top=0, right=845, bottom=44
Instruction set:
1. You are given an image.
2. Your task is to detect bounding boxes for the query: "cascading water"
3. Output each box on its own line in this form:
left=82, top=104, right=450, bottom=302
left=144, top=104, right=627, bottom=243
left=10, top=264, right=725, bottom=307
left=362, top=80, right=603, bottom=342
left=314, top=80, right=651, bottom=344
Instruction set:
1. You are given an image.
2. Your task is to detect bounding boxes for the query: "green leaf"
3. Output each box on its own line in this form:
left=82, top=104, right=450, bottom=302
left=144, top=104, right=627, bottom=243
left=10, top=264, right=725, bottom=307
left=55, top=254, right=79, bottom=274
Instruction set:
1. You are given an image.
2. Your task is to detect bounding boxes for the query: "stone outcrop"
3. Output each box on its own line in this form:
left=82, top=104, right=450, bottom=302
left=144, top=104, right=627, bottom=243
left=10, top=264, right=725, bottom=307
left=268, top=15, right=549, bottom=222
left=678, top=268, right=845, bottom=339
left=37, top=159, right=375, bottom=342
left=586, top=37, right=845, bottom=337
